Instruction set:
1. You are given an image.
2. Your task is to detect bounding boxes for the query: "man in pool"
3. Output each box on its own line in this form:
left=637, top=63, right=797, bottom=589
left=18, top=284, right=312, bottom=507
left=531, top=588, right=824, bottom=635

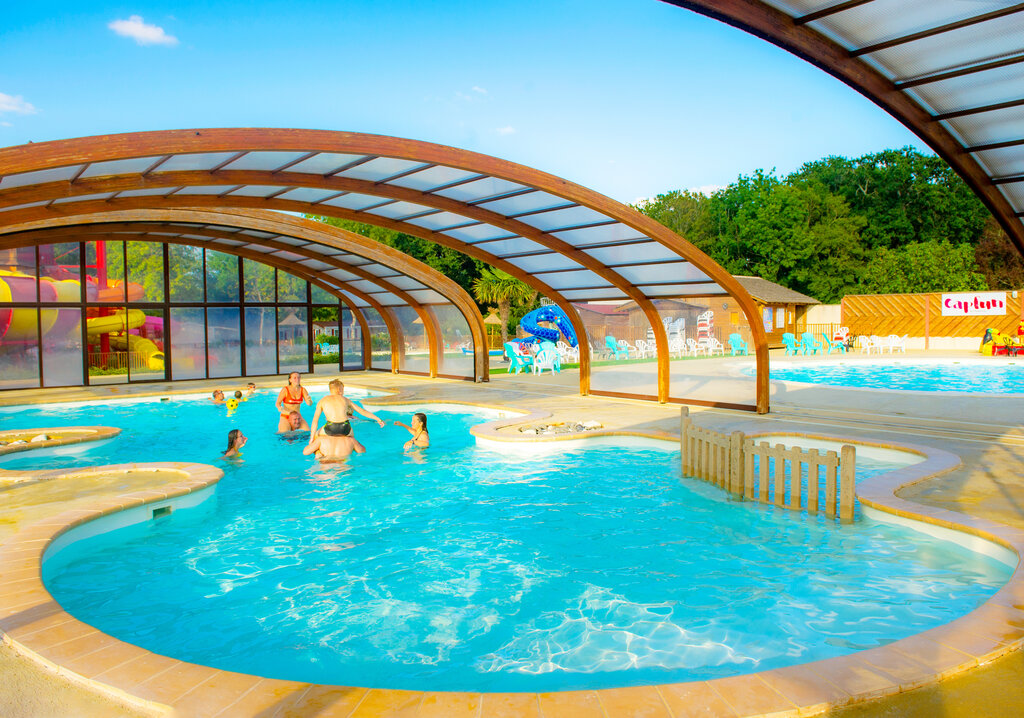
left=278, top=410, right=304, bottom=434
left=308, top=379, right=385, bottom=441
left=302, top=421, right=365, bottom=461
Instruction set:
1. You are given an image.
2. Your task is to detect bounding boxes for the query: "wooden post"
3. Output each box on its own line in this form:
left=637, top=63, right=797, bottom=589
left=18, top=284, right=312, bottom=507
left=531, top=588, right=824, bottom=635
left=840, top=445, right=856, bottom=522
left=758, top=443, right=770, bottom=503
left=825, top=450, right=839, bottom=519
left=807, top=451, right=820, bottom=515
left=789, top=450, right=802, bottom=511
left=730, top=431, right=744, bottom=496
left=680, top=411, right=691, bottom=475
left=773, top=444, right=786, bottom=506
left=924, top=295, right=930, bottom=351
left=744, top=441, right=755, bottom=499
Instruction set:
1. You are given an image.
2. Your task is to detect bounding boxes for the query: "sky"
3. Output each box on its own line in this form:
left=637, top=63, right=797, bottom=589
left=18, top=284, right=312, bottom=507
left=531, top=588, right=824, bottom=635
left=0, top=1, right=928, bottom=203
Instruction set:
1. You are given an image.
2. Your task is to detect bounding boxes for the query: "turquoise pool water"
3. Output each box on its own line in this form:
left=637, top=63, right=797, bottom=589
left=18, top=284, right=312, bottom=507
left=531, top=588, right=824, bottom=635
left=752, top=360, right=1024, bottom=393
left=4, top=393, right=1010, bottom=692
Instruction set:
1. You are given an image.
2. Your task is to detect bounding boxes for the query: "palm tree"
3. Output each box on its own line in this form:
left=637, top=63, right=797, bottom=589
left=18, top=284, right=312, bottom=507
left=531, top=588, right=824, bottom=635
left=472, top=267, right=535, bottom=345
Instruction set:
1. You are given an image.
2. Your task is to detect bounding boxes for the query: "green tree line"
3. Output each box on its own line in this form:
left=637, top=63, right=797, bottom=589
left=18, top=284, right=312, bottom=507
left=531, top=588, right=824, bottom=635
left=636, top=148, right=1024, bottom=302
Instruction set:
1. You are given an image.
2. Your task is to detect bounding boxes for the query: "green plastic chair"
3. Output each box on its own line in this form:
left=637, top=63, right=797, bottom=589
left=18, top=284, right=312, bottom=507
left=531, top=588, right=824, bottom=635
left=782, top=333, right=799, bottom=356
left=822, top=332, right=847, bottom=354
left=504, top=342, right=533, bottom=375
left=605, top=335, right=628, bottom=359
left=727, top=333, right=748, bottom=356
left=800, top=332, right=823, bottom=355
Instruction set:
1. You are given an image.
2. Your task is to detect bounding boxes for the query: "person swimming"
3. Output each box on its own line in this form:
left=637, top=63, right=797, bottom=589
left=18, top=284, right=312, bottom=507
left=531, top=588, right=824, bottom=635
left=276, top=372, right=312, bottom=432
left=244, top=382, right=257, bottom=399
left=308, top=379, right=385, bottom=441
left=394, top=412, right=429, bottom=450
left=303, top=421, right=365, bottom=462
left=222, top=429, right=247, bottom=459
left=211, top=390, right=226, bottom=405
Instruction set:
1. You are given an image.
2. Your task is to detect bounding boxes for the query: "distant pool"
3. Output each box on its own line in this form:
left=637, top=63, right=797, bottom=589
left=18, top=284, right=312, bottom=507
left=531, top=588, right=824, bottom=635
left=3, top=393, right=1009, bottom=692
left=749, top=360, right=1024, bottom=394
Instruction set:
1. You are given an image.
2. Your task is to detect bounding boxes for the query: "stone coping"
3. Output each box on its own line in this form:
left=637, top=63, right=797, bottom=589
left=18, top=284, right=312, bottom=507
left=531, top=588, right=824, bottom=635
left=0, top=426, right=122, bottom=489
left=0, top=412, right=1023, bottom=716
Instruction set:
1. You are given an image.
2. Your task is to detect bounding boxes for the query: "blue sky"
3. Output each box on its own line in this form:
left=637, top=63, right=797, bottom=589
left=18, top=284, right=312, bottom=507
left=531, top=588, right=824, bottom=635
left=0, top=1, right=926, bottom=203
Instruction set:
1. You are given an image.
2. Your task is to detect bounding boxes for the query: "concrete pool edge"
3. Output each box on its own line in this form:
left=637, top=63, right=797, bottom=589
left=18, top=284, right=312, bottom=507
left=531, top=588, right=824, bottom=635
left=0, top=416, right=1021, bottom=716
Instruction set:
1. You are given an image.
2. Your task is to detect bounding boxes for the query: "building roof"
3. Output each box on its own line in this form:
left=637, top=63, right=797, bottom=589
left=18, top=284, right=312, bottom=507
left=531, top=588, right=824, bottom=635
left=734, top=276, right=819, bottom=305
left=574, top=302, right=627, bottom=316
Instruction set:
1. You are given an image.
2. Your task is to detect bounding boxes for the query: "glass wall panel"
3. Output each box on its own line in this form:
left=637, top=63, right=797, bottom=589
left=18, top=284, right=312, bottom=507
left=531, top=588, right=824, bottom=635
left=41, top=307, right=83, bottom=387
left=243, top=258, right=275, bottom=303
left=311, top=284, right=336, bottom=303
left=127, top=308, right=166, bottom=382
left=391, top=306, right=429, bottom=373
left=0, top=247, right=39, bottom=304
left=0, top=306, right=40, bottom=388
left=168, top=245, right=204, bottom=303
left=127, top=241, right=165, bottom=303
left=85, top=241, right=125, bottom=304
left=206, top=250, right=239, bottom=303
left=663, top=297, right=756, bottom=408
left=433, top=305, right=473, bottom=378
left=312, top=305, right=340, bottom=375
left=277, top=306, right=309, bottom=373
left=277, top=270, right=308, bottom=303
left=572, top=301, right=657, bottom=398
left=86, top=305, right=128, bottom=385
left=245, top=307, right=277, bottom=375
left=207, top=307, right=241, bottom=378
left=170, top=307, right=206, bottom=380
left=363, top=308, right=391, bottom=370
left=341, top=306, right=363, bottom=370
left=39, top=243, right=83, bottom=303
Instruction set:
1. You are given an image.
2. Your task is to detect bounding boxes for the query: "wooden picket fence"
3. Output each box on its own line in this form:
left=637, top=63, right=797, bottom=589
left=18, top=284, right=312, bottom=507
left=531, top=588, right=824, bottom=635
left=680, top=410, right=856, bottom=521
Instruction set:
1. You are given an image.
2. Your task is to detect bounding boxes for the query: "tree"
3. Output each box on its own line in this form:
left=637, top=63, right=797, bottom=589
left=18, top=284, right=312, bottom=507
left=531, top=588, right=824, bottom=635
left=472, top=267, right=535, bottom=345
left=859, top=242, right=987, bottom=294
left=974, top=218, right=1024, bottom=290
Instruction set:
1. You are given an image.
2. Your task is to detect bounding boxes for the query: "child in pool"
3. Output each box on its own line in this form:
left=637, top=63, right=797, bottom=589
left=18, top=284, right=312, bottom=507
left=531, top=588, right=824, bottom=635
left=222, top=429, right=247, bottom=459
left=211, top=390, right=226, bottom=405
left=394, top=412, right=429, bottom=450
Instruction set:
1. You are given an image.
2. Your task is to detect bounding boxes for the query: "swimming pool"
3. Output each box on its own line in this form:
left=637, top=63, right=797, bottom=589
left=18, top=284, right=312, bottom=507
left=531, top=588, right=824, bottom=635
left=750, top=359, right=1024, bottom=394
left=5, top=393, right=1010, bottom=692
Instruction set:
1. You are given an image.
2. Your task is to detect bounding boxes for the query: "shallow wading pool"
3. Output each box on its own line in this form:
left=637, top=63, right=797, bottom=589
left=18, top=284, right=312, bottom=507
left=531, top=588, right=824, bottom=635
left=2, top=391, right=1011, bottom=692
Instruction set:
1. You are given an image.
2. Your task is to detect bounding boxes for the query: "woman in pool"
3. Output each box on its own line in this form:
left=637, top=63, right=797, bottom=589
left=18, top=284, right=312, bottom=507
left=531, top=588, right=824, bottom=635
left=275, top=372, right=312, bottom=432
left=394, top=412, right=429, bottom=450
left=222, top=429, right=247, bottom=459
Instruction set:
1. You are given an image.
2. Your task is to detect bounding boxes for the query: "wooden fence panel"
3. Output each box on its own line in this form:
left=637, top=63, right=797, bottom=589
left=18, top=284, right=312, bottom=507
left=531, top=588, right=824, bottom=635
left=843, top=292, right=1023, bottom=339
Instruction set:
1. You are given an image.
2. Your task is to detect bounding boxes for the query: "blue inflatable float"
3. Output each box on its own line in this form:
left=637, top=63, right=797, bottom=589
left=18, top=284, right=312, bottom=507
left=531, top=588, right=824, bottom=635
left=518, top=305, right=578, bottom=347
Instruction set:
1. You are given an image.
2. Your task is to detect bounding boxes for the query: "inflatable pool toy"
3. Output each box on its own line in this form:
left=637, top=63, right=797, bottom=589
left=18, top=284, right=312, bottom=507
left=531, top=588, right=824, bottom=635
left=980, top=327, right=1022, bottom=356
left=518, top=305, right=578, bottom=347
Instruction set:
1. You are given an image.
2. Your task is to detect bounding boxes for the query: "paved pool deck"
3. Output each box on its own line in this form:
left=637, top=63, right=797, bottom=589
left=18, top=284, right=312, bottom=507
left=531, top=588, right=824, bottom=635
left=2, top=349, right=1024, bottom=717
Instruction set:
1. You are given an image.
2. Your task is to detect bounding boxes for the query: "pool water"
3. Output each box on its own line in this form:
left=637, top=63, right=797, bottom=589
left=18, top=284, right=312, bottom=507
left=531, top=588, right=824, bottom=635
left=4, top=393, right=1010, bottom=692
left=755, top=360, right=1024, bottom=394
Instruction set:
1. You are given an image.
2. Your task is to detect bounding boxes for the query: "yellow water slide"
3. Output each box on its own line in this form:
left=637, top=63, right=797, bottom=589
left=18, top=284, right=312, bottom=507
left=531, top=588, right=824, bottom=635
left=86, top=309, right=165, bottom=371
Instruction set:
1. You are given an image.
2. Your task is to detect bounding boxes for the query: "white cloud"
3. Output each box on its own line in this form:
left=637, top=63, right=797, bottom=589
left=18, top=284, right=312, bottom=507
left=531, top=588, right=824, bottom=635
left=472, top=86, right=487, bottom=95
left=0, top=93, right=37, bottom=115
left=0, top=121, right=12, bottom=127
left=690, top=184, right=725, bottom=196
left=108, top=15, right=178, bottom=46
left=496, top=125, right=516, bottom=135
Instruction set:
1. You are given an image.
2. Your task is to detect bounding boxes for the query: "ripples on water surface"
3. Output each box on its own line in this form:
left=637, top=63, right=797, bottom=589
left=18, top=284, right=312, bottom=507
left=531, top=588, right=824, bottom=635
left=2, top=392, right=1008, bottom=691
left=758, top=360, right=1024, bottom=394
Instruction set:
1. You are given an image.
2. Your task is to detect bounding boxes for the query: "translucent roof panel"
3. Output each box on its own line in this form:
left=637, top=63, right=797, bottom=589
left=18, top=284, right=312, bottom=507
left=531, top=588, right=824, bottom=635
left=559, top=288, right=628, bottom=301
left=434, top=177, right=526, bottom=203
left=388, top=166, right=480, bottom=191
left=536, top=269, right=609, bottom=291
left=477, top=191, right=573, bottom=217
left=155, top=152, right=240, bottom=173
left=508, top=254, right=584, bottom=273
left=79, top=156, right=164, bottom=179
left=643, top=283, right=725, bottom=297
left=287, top=153, right=367, bottom=175
left=1, top=166, right=82, bottom=189
left=614, top=262, right=711, bottom=285
left=338, top=158, right=428, bottom=182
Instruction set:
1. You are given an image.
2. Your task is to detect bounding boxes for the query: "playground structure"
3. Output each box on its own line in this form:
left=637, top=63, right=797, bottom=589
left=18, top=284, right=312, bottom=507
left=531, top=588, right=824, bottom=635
left=0, top=242, right=164, bottom=375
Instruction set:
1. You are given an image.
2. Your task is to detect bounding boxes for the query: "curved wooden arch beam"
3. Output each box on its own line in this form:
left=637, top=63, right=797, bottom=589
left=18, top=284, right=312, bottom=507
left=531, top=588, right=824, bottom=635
left=0, top=129, right=769, bottom=406
left=0, top=209, right=489, bottom=381
left=661, top=0, right=1024, bottom=258
left=1, top=209, right=488, bottom=382
left=0, top=230, right=399, bottom=377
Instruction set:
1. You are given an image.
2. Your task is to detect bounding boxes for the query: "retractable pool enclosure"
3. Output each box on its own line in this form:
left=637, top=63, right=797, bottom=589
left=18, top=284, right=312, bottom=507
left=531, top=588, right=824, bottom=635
left=0, top=129, right=770, bottom=411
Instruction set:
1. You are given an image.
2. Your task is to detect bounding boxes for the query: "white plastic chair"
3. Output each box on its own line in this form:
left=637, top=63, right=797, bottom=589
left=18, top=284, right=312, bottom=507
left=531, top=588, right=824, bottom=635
left=707, top=337, right=726, bottom=356
left=887, top=334, right=907, bottom=353
left=688, top=338, right=708, bottom=357
left=633, top=339, right=651, bottom=359
left=668, top=337, right=685, bottom=358
left=556, top=340, right=579, bottom=362
left=533, top=347, right=559, bottom=375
